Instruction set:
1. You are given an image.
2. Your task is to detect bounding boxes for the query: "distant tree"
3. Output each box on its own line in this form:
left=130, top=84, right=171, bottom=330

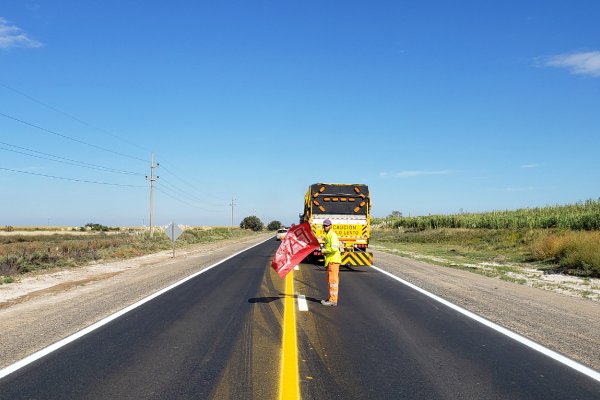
left=267, top=220, right=283, bottom=231
left=81, top=222, right=110, bottom=232
left=240, top=216, right=264, bottom=232
left=390, top=211, right=402, bottom=218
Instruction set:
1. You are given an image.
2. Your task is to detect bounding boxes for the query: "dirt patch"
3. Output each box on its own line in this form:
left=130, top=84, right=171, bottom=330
left=0, top=251, right=166, bottom=304
left=0, top=272, right=122, bottom=310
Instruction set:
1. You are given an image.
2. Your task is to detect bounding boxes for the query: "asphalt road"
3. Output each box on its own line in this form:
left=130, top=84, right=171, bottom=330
left=1, top=239, right=598, bottom=399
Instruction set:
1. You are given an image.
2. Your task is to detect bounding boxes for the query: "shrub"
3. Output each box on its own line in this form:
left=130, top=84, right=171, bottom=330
left=80, top=223, right=120, bottom=232
left=240, top=216, right=264, bottom=232
left=531, top=231, right=600, bottom=277
left=267, top=220, right=283, bottom=231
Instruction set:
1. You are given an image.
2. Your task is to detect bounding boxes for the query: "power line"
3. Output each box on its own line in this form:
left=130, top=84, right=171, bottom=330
left=158, top=178, right=227, bottom=207
left=0, top=84, right=230, bottom=205
left=0, top=166, right=146, bottom=187
left=0, top=141, right=144, bottom=176
left=155, top=181, right=224, bottom=211
left=0, top=82, right=151, bottom=154
left=0, top=84, right=230, bottom=220
left=0, top=111, right=148, bottom=163
left=158, top=179, right=204, bottom=203
left=157, top=161, right=227, bottom=202
left=154, top=186, right=218, bottom=212
left=0, top=84, right=232, bottom=210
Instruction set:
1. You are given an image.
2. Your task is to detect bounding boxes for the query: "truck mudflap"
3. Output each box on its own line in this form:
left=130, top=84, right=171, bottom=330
left=341, top=251, right=373, bottom=266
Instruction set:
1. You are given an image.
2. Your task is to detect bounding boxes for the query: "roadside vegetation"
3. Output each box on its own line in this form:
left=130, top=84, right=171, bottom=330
left=267, top=220, right=284, bottom=231
left=0, top=226, right=261, bottom=284
left=239, top=216, right=264, bottom=232
left=372, top=199, right=600, bottom=279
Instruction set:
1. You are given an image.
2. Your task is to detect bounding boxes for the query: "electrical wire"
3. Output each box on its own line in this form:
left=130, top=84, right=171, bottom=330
left=0, top=141, right=144, bottom=176
left=0, top=82, right=151, bottom=154
left=0, top=111, right=148, bottom=163
left=157, top=161, right=227, bottom=202
left=0, top=84, right=232, bottom=209
left=158, top=179, right=205, bottom=203
left=154, top=186, right=218, bottom=212
left=158, top=178, right=227, bottom=207
left=0, top=166, right=146, bottom=187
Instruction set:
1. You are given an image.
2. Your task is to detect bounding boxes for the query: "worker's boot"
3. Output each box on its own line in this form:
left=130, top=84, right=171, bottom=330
left=321, top=300, right=337, bottom=306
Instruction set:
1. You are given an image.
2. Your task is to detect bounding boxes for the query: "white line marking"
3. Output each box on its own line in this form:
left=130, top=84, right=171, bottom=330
left=0, top=237, right=272, bottom=380
left=297, top=294, right=308, bottom=311
left=371, top=264, right=600, bottom=383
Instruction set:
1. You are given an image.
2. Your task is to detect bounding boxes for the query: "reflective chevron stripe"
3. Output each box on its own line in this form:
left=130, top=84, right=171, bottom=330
left=341, top=252, right=373, bottom=266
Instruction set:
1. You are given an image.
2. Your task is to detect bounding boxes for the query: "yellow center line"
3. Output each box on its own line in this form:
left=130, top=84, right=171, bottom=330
left=280, top=270, right=300, bottom=400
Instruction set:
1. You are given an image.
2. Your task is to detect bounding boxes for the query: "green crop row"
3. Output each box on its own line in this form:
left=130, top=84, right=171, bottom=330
left=374, top=199, right=600, bottom=231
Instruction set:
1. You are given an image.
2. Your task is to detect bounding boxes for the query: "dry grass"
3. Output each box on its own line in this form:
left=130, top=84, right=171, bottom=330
left=0, top=227, right=258, bottom=281
left=372, top=228, right=600, bottom=278
left=531, top=231, right=600, bottom=277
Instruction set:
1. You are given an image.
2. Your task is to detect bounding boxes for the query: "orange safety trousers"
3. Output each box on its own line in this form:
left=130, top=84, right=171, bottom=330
left=327, top=262, right=340, bottom=303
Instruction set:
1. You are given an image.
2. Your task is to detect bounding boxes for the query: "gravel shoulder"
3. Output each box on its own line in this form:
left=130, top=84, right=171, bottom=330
left=1, top=237, right=599, bottom=376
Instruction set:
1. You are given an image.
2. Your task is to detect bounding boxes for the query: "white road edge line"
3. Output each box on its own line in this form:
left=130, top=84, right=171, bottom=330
left=371, top=264, right=600, bottom=383
left=297, top=294, right=308, bottom=311
left=0, top=237, right=273, bottom=380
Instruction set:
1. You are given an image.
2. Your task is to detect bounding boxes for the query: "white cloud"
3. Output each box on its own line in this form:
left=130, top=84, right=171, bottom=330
left=491, top=186, right=536, bottom=192
left=521, top=163, right=542, bottom=169
left=381, top=170, right=453, bottom=178
left=543, top=51, right=600, bottom=77
left=0, top=17, right=43, bottom=49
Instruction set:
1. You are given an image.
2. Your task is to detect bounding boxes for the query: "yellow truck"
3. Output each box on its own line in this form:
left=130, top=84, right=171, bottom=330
left=300, top=183, right=373, bottom=266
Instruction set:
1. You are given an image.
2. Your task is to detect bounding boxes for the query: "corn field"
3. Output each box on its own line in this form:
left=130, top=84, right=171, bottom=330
left=378, top=199, right=600, bottom=231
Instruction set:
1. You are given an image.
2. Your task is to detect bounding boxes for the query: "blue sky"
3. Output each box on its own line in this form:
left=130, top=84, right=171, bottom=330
left=1, top=1, right=599, bottom=227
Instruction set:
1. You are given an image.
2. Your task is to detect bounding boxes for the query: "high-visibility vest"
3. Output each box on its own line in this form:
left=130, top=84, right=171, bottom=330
left=323, top=229, right=342, bottom=265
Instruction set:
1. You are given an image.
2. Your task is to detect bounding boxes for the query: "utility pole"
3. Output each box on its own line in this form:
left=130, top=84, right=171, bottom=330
left=145, top=153, right=159, bottom=237
left=229, top=196, right=236, bottom=227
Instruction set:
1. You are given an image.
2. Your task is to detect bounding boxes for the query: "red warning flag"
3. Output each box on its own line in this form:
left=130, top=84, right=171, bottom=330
left=271, top=222, right=320, bottom=279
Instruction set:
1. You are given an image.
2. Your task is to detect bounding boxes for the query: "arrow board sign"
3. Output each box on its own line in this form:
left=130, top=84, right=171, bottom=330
left=165, top=223, right=184, bottom=241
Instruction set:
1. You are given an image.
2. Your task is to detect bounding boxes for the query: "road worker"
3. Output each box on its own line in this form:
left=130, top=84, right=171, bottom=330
left=321, top=218, right=342, bottom=306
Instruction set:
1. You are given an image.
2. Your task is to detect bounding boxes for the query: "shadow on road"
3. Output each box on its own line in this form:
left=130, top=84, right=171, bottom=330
left=248, top=293, right=322, bottom=304
left=248, top=296, right=283, bottom=303
left=302, top=296, right=322, bottom=304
